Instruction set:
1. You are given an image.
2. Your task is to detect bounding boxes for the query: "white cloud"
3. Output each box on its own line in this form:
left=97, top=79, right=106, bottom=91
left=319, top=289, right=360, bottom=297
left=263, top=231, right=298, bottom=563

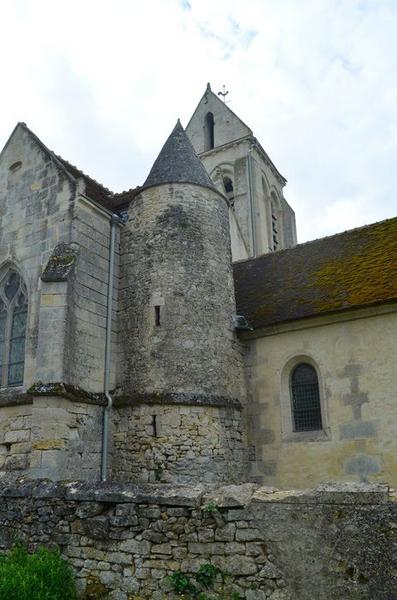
left=1, top=0, right=396, bottom=241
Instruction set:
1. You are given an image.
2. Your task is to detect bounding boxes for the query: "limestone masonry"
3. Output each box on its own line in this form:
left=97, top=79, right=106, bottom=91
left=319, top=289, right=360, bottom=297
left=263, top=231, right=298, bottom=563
left=0, top=479, right=395, bottom=600
left=0, top=83, right=396, bottom=598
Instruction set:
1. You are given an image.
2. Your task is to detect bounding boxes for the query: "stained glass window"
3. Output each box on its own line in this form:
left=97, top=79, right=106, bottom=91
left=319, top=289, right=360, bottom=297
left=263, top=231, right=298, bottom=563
left=0, top=271, right=27, bottom=387
left=291, top=363, right=322, bottom=432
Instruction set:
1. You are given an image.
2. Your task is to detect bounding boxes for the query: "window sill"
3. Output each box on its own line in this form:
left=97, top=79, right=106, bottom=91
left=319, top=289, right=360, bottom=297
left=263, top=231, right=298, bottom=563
left=282, top=428, right=331, bottom=443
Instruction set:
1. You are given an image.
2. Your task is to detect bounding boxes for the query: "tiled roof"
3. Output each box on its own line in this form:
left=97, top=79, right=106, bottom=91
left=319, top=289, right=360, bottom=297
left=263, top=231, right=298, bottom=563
left=233, top=217, right=397, bottom=330
left=55, top=155, right=140, bottom=212
left=142, top=120, right=218, bottom=193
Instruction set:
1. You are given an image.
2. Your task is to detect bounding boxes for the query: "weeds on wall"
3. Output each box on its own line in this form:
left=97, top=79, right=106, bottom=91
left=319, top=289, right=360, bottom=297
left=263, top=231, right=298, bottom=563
left=168, top=562, right=242, bottom=599
left=0, top=544, right=76, bottom=600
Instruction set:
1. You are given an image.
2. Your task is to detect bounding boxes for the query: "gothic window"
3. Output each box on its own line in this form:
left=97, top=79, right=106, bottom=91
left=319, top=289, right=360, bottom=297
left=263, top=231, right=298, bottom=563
left=291, top=363, right=322, bottom=432
left=204, top=112, right=215, bottom=151
left=271, top=195, right=279, bottom=251
left=0, top=271, right=28, bottom=387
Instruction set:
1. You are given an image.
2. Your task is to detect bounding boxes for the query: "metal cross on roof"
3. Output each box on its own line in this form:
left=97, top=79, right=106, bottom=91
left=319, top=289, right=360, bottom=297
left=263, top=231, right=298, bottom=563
left=217, top=85, right=229, bottom=103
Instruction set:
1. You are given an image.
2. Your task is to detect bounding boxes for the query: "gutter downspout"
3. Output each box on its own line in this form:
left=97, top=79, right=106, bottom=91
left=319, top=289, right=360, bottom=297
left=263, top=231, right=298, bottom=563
left=101, top=214, right=119, bottom=482
left=247, top=145, right=257, bottom=258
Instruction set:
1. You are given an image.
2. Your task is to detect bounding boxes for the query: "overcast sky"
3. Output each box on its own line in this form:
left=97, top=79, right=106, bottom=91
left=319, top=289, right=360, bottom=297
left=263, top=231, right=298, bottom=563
left=1, top=0, right=396, bottom=242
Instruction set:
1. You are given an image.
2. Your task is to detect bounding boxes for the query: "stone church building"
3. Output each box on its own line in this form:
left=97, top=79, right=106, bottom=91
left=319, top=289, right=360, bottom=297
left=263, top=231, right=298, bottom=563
left=0, top=84, right=396, bottom=490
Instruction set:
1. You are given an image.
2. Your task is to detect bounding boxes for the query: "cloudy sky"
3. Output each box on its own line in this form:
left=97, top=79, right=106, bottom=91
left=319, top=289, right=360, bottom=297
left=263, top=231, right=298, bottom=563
left=1, top=0, right=396, bottom=242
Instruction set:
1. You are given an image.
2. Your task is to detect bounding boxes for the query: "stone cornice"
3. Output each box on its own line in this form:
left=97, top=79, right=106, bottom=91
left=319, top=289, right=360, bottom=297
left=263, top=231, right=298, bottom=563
left=113, top=391, right=242, bottom=410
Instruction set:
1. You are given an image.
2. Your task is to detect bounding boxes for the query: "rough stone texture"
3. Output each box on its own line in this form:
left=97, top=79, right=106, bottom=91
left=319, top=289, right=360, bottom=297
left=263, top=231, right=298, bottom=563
left=29, top=396, right=102, bottom=481
left=112, top=404, right=246, bottom=484
left=0, top=480, right=394, bottom=600
left=119, top=181, right=247, bottom=483
left=0, top=403, right=32, bottom=476
left=41, top=242, right=78, bottom=282
left=0, top=395, right=102, bottom=482
left=120, top=183, right=245, bottom=400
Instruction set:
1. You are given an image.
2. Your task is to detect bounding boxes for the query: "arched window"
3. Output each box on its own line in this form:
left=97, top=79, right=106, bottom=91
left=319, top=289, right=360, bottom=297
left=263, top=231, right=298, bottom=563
left=204, top=112, right=215, bottom=151
left=291, top=363, right=322, bottom=432
left=0, top=270, right=28, bottom=387
left=270, top=193, right=279, bottom=251
left=223, top=176, right=234, bottom=207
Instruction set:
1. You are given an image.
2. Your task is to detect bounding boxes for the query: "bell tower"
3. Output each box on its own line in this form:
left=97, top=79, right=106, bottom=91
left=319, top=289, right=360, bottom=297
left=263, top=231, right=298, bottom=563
left=186, top=83, right=297, bottom=261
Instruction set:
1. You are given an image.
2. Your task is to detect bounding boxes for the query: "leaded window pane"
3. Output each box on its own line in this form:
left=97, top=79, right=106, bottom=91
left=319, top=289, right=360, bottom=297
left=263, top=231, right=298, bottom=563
left=5, top=272, right=20, bottom=301
left=0, top=300, right=6, bottom=384
left=291, top=363, right=322, bottom=432
left=0, top=271, right=28, bottom=387
left=8, top=299, right=27, bottom=386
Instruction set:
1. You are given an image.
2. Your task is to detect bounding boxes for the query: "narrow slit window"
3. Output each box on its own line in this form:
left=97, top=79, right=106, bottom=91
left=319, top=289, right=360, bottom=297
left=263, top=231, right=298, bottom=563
left=155, top=305, right=161, bottom=326
left=0, top=270, right=28, bottom=388
left=204, top=112, right=215, bottom=151
left=291, top=363, right=322, bottom=432
left=152, top=415, right=158, bottom=437
left=271, top=200, right=279, bottom=251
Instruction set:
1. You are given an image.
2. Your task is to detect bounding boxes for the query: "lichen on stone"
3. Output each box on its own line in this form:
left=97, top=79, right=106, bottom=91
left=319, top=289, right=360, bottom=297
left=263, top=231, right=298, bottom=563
left=41, top=242, right=78, bottom=282
left=27, top=381, right=107, bottom=405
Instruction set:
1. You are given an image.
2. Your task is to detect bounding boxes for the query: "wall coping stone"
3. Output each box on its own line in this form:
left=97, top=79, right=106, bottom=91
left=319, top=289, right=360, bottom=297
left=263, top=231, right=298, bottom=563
left=27, top=382, right=107, bottom=406
left=252, top=482, right=390, bottom=505
left=114, top=391, right=242, bottom=409
left=0, top=389, right=33, bottom=407
left=0, top=479, right=392, bottom=507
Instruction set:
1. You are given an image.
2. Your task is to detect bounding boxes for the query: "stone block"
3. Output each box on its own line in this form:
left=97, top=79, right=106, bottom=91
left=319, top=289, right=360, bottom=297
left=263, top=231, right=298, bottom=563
left=4, top=430, right=30, bottom=443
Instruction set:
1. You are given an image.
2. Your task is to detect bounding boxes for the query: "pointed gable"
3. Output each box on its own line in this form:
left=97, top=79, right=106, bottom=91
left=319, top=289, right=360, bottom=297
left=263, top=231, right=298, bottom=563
left=142, top=119, right=218, bottom=193
left=186, top=83, right=252, bottom=154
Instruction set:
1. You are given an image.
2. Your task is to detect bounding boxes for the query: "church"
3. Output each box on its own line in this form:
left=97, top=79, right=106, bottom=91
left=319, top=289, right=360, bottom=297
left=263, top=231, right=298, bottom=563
left=0, top=83, right=396, bottom=490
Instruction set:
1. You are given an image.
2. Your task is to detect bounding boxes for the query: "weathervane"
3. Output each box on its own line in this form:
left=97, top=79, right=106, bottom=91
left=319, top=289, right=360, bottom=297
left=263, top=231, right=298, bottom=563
left=217, top=85, right=229, bottom=103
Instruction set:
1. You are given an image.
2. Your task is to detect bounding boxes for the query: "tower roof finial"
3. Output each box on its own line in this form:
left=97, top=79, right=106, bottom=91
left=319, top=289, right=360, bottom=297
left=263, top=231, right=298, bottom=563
left=206, top=82, right=211, bottom=92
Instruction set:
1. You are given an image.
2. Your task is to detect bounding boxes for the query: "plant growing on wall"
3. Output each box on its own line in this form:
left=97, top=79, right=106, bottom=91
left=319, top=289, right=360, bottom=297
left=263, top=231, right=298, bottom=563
left=168, top=562, right=242, bottom=599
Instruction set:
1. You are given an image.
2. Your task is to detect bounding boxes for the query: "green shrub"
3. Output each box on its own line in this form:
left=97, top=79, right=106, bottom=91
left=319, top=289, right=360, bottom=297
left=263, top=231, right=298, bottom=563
left=0, top=544, right=77, bottom=600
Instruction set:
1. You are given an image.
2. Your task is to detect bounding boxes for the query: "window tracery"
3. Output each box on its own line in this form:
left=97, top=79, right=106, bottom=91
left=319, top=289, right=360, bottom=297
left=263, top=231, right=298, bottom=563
left=0, top=270, right=27, bottom=387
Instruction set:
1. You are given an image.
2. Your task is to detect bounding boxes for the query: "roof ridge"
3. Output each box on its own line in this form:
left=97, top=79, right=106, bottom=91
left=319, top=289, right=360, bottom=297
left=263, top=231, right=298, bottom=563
left=234, top=215, right=397, bottom=265
left=114, top=186, right=141, bottom=197
left=54, top=154, right=114, bottom=197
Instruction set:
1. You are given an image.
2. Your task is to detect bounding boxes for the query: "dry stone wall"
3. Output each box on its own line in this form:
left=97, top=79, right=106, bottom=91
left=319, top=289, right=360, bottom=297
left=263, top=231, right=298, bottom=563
left=0, top=479, right=394, bottom=600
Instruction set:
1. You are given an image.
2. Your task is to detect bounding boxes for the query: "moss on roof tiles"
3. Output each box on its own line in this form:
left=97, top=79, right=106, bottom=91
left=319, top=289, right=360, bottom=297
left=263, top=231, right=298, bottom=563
left=233, top=217, right=397, bottom=329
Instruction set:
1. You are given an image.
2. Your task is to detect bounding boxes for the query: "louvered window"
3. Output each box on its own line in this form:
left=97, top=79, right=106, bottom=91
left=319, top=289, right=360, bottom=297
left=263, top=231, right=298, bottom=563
left=291, top=363, right=322, bottom=431
left=0, top=271, right=28, bottom=387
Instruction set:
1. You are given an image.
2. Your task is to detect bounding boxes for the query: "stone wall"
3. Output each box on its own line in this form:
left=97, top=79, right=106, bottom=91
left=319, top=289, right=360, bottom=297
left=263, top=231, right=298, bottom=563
left=118, top=182, right=247, bottom=484
left=112, top=404, right=245, bottom=484
left=0, top=479, right=394, bottom=600
left=69, top=199, right=120, bottom=393
left=0, top=394, right=103, bottom=481
left=120, top=183, right=245, bottom=401
left=0, top=399, right=32, bottom=474
left=0, top=123, right=75, bottom=388
left=243, top=306, right=397, bottom=489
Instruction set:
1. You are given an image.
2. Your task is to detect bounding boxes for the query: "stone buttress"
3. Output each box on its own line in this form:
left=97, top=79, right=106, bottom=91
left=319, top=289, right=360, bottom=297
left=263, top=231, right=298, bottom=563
left=115, top=121, right=247, bottom=484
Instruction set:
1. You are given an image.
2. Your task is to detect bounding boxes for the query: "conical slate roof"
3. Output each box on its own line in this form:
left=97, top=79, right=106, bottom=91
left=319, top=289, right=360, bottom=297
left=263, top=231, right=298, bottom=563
left=142, top=120, right=218, bottom=192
